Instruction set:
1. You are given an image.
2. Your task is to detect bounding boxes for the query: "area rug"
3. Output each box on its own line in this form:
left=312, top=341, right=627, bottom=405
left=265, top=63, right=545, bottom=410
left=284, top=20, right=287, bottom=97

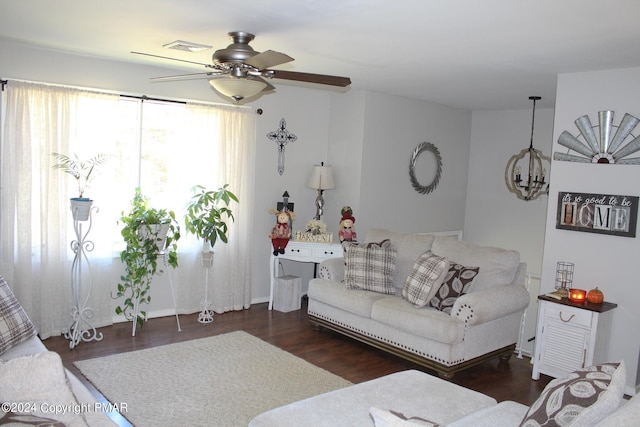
left=74, top=331, right=352, bottom=426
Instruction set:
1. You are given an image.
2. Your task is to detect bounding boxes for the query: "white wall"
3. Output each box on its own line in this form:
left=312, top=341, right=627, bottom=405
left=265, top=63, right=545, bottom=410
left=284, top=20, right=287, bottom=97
left=464, top=107, right=555, bottom=354
left=542, top=67, right=640, bottom=395
left=357, top=91, right=471, bottom=235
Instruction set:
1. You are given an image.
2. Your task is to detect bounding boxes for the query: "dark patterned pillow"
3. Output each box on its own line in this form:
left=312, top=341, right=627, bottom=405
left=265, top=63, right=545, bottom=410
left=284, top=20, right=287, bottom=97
left=0, top=410, right=66, bottom=426
left=0, top=275, right=37, bottom=355
left=520, top=361, right=626, bottom=427
left=402, top=251, right=449, bottom=307
left=427, top=263, right=479, bottom=314
left=343, top=240, right=397, bottom=294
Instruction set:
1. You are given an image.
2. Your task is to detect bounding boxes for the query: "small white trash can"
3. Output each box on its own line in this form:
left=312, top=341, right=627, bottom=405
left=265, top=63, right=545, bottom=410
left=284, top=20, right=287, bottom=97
left=274, top=275, right=302, bottom=312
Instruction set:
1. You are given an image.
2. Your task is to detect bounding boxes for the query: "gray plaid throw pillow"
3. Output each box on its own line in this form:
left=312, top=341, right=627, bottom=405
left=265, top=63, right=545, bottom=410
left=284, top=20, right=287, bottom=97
left=402, top=251, right=449, bottom=307
left=0, top=275, right=37, bottom=355
left=343, top=240, right=397, bottom=294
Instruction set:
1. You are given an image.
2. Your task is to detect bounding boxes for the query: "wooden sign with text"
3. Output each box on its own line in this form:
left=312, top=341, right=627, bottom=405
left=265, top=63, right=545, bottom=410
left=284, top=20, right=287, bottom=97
left=556, top=191, right=638, bottom=238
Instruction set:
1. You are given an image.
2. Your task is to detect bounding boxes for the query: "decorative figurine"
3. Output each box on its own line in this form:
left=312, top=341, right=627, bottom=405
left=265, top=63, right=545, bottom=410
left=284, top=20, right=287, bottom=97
left=269, top=194, right=295, bottom=256
left=339, top=206, right=357, bottom=242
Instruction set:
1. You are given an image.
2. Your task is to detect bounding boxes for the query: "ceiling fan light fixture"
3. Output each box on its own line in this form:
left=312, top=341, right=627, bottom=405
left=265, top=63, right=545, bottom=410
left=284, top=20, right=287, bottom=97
left=209, top=77, right=267, bottom=103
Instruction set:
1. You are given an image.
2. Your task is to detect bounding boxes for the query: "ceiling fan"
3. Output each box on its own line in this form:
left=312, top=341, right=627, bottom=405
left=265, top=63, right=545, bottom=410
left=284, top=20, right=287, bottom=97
left=132, top=31, right=351, bottom=103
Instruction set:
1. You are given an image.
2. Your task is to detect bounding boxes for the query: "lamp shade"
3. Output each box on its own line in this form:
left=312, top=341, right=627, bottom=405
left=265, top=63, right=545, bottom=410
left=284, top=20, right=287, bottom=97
left=306, top=164, right=335, bottom=190
left=209, top=77, right=267, bottom=102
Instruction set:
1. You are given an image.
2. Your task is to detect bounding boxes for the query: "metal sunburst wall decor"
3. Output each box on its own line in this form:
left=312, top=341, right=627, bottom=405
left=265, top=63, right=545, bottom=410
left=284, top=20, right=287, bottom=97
left=554, top=111, right=640, bottom=164
left=267, top=118, right=298, bottom=175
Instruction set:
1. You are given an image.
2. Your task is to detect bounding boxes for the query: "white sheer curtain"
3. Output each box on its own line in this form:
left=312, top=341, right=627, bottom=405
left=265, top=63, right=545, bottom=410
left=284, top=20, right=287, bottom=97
left=0, top=81, right=257, bottom=339
left=181, top=102, right=255, bottom=313
left=0, top=81, right=120, bottom=339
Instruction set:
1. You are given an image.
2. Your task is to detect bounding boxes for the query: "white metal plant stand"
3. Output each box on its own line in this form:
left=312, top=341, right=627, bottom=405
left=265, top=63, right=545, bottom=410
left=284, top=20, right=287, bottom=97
left=65, top=205, right=103, bottom=349
left=130, top=252, right=182, bottom=337
left=198, top=252, right=214, bottom=323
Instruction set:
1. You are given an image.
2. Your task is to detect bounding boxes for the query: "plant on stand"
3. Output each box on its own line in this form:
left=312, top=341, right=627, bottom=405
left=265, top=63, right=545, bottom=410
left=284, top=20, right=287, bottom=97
left=184, top=184, right=238, bottom=323
left=52, top=152, right=109, bottom=221
left=114, top=188, right=180, bottom=335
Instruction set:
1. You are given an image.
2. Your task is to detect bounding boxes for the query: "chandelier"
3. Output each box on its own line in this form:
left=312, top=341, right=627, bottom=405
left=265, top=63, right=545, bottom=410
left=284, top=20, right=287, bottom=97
left=505, top=96, right=551, bottom=201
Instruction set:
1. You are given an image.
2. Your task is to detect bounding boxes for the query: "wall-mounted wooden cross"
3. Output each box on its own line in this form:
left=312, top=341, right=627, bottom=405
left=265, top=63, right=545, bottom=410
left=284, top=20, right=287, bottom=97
left=267, top=118, right=297, bottom=175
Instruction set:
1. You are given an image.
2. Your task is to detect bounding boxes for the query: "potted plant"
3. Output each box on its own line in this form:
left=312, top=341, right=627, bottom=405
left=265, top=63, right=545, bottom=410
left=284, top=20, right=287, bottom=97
left=185, top=184, right=238, bottom=255
left=52, top=152, right=109, bottom=221
left=114, top=188, right=180, bottom=334
left=185, top=184, right=238, bottom=323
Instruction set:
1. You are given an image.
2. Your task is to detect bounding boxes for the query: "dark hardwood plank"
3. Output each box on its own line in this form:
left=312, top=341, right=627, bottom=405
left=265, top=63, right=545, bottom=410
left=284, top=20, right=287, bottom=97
left=44, top=300, right=551, bottom=426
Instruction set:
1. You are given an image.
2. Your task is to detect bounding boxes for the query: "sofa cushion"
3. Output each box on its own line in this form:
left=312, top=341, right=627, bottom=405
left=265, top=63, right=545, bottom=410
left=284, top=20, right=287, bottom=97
left=308, top=279, right=388, bottom=318
left=365, top=229, right=436, bottom=291
left=428, top=263, right=480, bottom=314
left=431, top=237, right=519, bottom=292
left=595, top=393, right=640, bottom=427
left=521, top=361, right=626, bottom=427
left=371, top=298, right=464, bottom=344
left=401, top=251, right=449, bottom=307
left=0, top=352, right=88, bottom=427
left=343, top=240, right=397, bottom=295
left=447, top=401, right=529, bottom=427
left=0, top=275, right=37, bottom=355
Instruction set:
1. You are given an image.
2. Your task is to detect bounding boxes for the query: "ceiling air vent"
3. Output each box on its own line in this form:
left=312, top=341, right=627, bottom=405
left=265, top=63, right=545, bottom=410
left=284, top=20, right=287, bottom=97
left=163, top=40, right=212, bottom=53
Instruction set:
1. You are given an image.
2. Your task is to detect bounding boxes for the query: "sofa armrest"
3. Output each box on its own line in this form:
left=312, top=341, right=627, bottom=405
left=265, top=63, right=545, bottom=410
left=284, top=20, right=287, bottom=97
left=318, top=257, right=345, bottom=282
left=451, top=284, right=530, bottom=326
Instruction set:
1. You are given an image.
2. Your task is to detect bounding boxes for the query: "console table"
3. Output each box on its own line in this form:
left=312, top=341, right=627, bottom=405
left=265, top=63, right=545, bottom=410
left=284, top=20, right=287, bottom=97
left=532, top=294, right=617, bottom=380
left=269, top=241, right=343, bottom=310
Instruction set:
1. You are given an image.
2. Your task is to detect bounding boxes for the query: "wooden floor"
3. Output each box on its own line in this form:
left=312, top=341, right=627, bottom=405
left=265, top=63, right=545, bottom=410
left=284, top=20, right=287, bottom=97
left=45, top=299, right=552, bottom=426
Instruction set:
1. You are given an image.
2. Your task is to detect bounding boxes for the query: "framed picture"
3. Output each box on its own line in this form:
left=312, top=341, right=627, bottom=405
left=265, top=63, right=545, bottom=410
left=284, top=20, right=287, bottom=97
left=556, top=191, right=638, bottom=238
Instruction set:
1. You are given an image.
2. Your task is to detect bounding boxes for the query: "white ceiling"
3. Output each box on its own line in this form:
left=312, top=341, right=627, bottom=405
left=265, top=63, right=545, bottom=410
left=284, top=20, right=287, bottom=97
left=2, top=0, right=640, bottom=110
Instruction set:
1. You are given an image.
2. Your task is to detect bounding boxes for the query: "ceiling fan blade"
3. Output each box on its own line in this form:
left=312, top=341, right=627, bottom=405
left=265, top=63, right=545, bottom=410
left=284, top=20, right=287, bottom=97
left=131, top=51, right=213, bottom=68
left=244, top=50, right=294, bottom=70
left=268, top=70, right=351, bottom=87
left=150, top=71, right=223, bottom=82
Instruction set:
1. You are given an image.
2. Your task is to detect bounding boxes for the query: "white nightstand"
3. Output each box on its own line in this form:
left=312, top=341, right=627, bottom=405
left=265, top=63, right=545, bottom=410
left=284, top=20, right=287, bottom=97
left=532, top=295, right=617, bottom=380
left=268, top=241, right=343, bottom=310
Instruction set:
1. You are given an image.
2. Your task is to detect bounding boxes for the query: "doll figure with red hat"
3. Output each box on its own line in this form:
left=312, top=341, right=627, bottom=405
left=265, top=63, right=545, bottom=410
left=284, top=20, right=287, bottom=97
left=269, top=208, right=295, bottom=255
left=339, top=206, right=357, bottom=242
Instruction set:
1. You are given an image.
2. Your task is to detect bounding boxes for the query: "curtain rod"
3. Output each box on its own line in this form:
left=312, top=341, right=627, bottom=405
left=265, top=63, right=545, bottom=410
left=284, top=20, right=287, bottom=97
left=0, top=78, right=252, bottom=110
left=120, top=94, right=185, bottom=105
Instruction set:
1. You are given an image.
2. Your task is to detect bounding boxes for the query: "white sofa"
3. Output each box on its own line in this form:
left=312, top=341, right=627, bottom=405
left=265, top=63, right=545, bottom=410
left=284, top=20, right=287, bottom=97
left=0, top=275, right=115, bottom=426
left=250, top=363, right=637, bottom=427
left=307, top=229, right=530, bottom=378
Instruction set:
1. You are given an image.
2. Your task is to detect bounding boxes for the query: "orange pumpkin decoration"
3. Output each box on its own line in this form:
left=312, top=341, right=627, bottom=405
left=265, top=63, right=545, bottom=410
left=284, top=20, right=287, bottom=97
left=587, top=287, right=604, bottom=304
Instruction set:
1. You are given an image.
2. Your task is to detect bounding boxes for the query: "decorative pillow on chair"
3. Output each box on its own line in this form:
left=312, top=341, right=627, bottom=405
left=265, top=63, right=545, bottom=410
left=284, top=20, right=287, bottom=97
left=0, top=275, right=37, bottom=355
left=401, top=251, right=449, bottom=307
left=343, top=240, right=397, bottom=294
left=520, top=361, right=626, bottom=427
left=427, top=263, right=479, bottom=314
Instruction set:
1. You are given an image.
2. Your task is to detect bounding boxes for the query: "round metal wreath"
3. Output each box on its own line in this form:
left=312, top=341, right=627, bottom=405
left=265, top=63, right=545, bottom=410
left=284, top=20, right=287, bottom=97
left=409, top=142, right=443, bottom=194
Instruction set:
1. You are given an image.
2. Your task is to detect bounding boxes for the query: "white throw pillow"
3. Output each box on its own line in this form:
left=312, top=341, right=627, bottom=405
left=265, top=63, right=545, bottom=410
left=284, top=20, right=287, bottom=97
left=370, top=407, right=440, bottom=427
left=0, top=351, right=88, bottom=427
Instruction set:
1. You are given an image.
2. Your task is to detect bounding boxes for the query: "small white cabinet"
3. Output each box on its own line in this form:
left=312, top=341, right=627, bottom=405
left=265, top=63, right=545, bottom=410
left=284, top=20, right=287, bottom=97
left=532, top=295, right=617, bottom=380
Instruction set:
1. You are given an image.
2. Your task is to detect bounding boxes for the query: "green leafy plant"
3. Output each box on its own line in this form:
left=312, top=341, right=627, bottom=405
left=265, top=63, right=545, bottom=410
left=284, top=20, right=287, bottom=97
left=114, top=188, right=181, bottom=330
left=184, top=184, right=238, bottom=249
left=51, top=152, right=109, bottom=198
